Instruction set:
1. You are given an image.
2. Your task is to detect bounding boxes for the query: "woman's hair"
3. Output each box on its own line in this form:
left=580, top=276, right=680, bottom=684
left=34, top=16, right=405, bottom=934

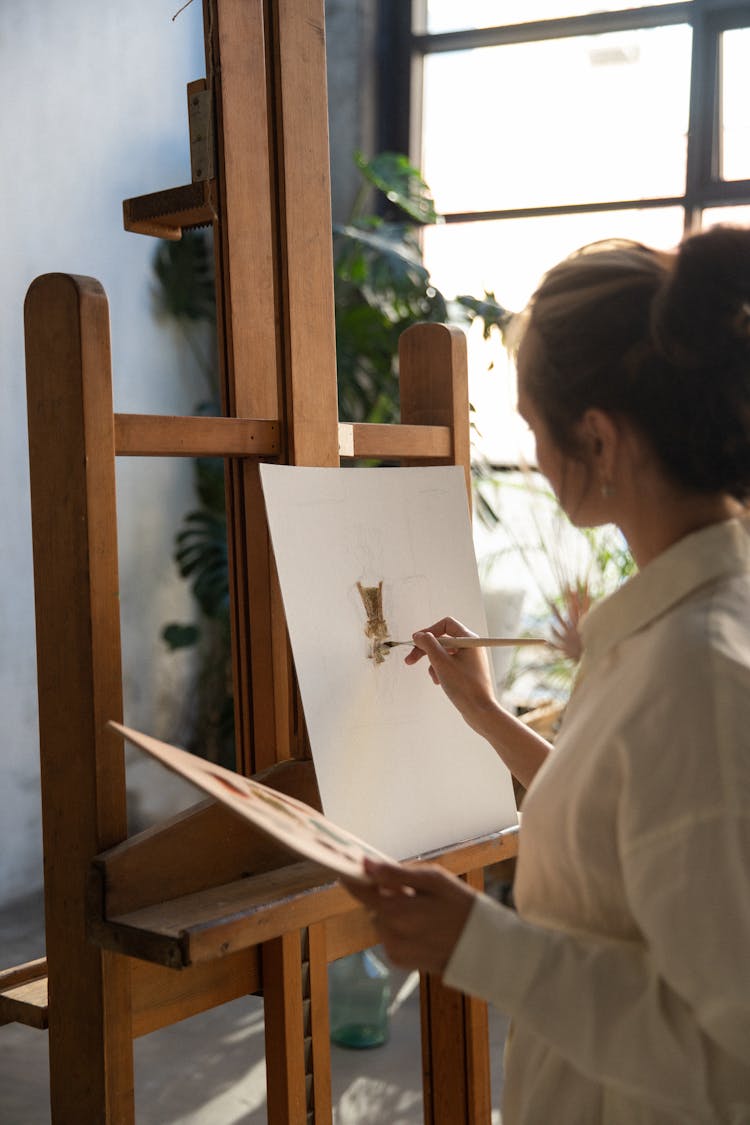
left=521, top=226, right=750, bottom=500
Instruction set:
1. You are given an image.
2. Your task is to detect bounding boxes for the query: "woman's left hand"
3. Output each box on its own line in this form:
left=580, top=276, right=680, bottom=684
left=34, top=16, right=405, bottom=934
left=343, top=859, right=477, bottom=974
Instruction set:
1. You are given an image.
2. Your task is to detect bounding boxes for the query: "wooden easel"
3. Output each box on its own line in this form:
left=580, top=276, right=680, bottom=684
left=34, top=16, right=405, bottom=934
left=1, top=1, right=518, bottom=1121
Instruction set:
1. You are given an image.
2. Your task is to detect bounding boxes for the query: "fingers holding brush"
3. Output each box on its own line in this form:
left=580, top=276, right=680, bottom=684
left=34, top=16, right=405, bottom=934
left=406, top=619, right=500, bottom=732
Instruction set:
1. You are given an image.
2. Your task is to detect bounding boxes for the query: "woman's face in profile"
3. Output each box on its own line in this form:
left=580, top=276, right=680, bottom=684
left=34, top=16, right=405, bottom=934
left=516, top=329, right=596, bottom=527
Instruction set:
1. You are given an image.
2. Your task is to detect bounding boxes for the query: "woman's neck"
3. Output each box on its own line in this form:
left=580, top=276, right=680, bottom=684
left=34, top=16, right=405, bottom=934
left=619, top=487, right=742, bottom=568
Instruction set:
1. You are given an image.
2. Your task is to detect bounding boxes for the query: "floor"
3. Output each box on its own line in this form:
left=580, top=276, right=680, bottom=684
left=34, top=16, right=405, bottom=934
left=0, top=889, right=507, bottom=1124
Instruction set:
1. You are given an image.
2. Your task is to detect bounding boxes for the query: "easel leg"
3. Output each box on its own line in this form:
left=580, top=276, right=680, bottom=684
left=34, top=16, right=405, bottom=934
left=307, top=923, right=333, bottom=1121
left=420, top=871, right=492, bottom=1125
left=25, top=273, right=135, bottom=1124
left=48, top=949, right=134, bottom=1125
left=264, top=926, right=333, bottom=1123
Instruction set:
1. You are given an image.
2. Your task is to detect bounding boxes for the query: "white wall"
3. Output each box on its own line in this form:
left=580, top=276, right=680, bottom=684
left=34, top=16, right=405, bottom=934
left=0, top=0, right=207, bottom=902
left=0, top=0, right=379, bottom=908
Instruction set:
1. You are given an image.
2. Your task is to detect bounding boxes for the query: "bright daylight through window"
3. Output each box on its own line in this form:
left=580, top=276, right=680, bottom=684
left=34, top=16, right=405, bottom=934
left=411, top=1, right=750, bottom=465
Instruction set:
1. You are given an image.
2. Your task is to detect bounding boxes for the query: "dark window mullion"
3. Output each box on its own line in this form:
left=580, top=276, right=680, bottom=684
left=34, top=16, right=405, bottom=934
left=412, top=4, right=692, bottom=55
left=377, top=0, right=414, bottom=160
left=685, top=6, right=720, bottom=224
left=696, top=176, right=750, bottom=200
left=441, top=197, right=687, bottom=224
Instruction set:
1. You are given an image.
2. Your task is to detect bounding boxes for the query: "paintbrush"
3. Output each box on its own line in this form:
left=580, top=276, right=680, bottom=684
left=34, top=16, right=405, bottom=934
left=381, top=635, right=548, bottom=650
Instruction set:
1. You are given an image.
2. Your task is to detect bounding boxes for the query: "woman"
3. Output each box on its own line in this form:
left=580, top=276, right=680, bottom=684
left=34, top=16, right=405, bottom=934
left=345, top=227, right=750, bottom=1123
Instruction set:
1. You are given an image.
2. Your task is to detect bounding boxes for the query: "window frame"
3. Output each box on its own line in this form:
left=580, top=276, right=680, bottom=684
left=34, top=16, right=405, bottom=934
left=379, top=0, right=750, bottom=233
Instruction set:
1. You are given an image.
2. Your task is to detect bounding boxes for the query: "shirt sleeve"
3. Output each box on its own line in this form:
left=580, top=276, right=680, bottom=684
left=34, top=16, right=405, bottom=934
left=444, top=811, right=750, bottom=1118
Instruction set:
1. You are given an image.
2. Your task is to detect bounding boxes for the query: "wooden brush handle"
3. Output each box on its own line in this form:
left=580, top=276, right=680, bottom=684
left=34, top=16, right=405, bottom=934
left=386, top=636, right=547, bottom=649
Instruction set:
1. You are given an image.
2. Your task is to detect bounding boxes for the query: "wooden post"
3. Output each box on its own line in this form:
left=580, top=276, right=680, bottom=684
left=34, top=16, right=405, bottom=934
left=307, top=922, right=333, bottom=1120
left=207, top=2, right=340, bottom=1118
left=263, top=931, right=309, bottom=1123
left=205, top=0, right=339, bottom=776
left=25, top=274, right=134, bottom=1124
left=420, top=870, right=492, bottom=1125
left=262, top=924, right=333, bottom=1125
left=400, top=325, right=493, bottom=1123
left=399, top=322, right=472, bottom=503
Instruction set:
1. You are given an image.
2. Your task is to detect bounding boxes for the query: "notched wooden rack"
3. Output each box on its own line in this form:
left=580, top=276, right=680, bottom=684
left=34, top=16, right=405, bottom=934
left=123, top=179, right=217, bottom=240
left=123, top=79, right=216, bottom=240
left=4, top=2, right=520, bottom=1121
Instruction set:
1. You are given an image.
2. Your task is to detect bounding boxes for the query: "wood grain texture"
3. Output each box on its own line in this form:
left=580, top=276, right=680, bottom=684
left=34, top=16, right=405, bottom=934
left=209, top=0, right=279, bottom=422
left=0, top=960, right=49, bottom=1030
left=92, top=761, right=322, bottom=917
left=263, top=931, right=309, bottom=1124
left=114, top=414, right=279, bottom=457
left=25, top=273, right=134, bottom=1122
left=306, top=922, right=333, bottom=1121
left=462, top=867, right=493, bottom=1123
left=99, top=863, right=343, bottom=968
left=337, top=422, right=452, bottom=460
left=399, top=322, right=472, bottom=503
left=122, top=180, right=217, bottom=239
left=420, top=867, right=494, bottom=1124
left=270, top=0, right=339, bottom=469
left=207, top=0, right=281, bottom=775
left=130, top=949, right=260, bottom=1038
left=89, top=829, right=518, bottom=971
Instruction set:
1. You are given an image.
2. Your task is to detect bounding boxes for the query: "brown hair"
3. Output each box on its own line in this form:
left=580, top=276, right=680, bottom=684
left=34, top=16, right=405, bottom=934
left=522, top=226, right=750, bottom=500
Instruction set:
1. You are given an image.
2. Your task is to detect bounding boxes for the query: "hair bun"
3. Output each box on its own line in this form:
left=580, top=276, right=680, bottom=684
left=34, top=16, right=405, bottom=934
left=652, top=225, right=750, bottom=363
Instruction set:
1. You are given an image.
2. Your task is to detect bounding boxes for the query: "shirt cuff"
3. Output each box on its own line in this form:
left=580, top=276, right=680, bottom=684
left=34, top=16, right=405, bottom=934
left=442, top=891, right=545, bottom=1016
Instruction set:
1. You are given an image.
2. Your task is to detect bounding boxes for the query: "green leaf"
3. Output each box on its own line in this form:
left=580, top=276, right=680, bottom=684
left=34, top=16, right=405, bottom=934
left=152, top=231, right=216, bottom=323
left=354, top=152, right=440, bottom=225
left=162, top=623, right=200, bottom=650
left=454, top=292, right=515, bottom=340
left=173, top=509, right=228, bottom=618
left=193, top=457, right=226, bottom=513
left=334, top=223, right=437, bottom=322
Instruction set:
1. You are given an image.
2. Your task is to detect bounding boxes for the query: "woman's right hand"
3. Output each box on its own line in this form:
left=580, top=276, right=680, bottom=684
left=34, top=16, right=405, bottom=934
left=405, top=616, right=500, bottom=739
left=407, top=616, right=552, bottom=788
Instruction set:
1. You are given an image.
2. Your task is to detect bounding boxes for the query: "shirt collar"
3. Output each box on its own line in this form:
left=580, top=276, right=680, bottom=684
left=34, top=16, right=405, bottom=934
left=579, top=517, right=750, bottom=666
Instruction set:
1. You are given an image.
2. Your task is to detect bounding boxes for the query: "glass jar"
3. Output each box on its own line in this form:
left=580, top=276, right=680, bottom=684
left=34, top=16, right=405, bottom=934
left=328, top=947, right=391, bottom=1048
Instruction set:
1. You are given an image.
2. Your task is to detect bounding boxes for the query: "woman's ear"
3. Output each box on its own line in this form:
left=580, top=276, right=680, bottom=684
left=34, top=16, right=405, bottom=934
left=580, top=408, right=618, bottom=468
left=575, top=408, right=623, bottom=501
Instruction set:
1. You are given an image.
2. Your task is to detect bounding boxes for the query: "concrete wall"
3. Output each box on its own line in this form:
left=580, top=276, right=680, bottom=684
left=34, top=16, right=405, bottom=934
left=0, top=1, right=378, bottom=904
left=326, top=0, right=379, bottom=223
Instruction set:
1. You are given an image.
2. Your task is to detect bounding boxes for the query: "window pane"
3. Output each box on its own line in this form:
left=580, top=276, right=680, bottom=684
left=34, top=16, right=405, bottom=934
left=701, top=204, right=750, bottom=228
left=424, top=1, right=682, bottom=35
left=720, top=28, right=750, bottom=181
left=423, top=208, right=685, bottom=464
left=421, top=26, right=691, bottom=213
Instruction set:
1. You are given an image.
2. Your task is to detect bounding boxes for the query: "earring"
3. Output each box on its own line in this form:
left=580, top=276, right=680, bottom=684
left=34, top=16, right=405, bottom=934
left=600, top=480, right=615, bottom=499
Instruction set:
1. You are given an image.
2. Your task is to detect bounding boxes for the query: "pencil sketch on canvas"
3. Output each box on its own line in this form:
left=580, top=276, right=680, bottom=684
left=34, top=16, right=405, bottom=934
left=260, top=464, right=518, bottom=860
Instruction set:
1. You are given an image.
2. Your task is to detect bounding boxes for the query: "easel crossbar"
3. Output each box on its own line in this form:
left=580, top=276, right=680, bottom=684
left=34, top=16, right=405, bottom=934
left=114, top=413, right=280, bottom=456
left=114, top=415, right=454, bottom=461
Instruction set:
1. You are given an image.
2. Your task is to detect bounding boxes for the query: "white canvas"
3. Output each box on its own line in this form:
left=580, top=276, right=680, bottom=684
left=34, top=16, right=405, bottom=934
left=260, top=464, right=518, bottom=860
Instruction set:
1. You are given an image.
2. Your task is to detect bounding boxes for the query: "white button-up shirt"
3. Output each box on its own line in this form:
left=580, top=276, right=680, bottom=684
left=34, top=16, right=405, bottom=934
left=444, top=517, right=750, bottom=1124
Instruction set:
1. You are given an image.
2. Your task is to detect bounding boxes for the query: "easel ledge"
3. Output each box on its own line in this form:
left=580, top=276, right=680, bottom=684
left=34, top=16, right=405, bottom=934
left=2, top=818, right=518, bottom=1036
left=87, top=817, right=520, bottom=970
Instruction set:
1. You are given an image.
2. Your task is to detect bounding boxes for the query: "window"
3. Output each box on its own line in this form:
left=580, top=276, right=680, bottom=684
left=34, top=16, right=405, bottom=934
left=390, top=1, right=750, bottom=463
